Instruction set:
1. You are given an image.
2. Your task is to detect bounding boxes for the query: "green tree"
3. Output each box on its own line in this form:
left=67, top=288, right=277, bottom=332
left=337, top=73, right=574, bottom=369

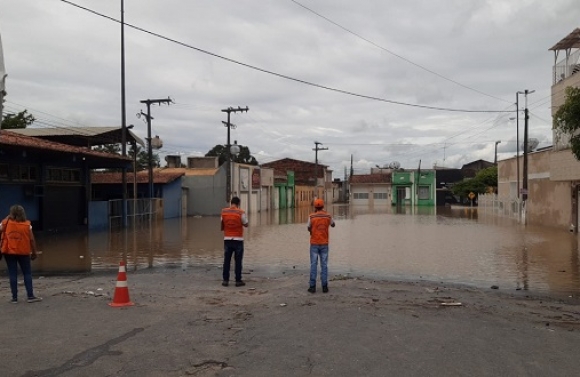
left=1, top=109, right=35, bottom=129
left=129, top=144, right=160, bottom=171
left=91, top=143, right=159, bottom=171
left=93, top=144, right=121, bottom=154
left=553, top=86, right=580, bottom=159
left=452, top=166, right=497, bottom=198
left=205, top=144, right=258, bottom=166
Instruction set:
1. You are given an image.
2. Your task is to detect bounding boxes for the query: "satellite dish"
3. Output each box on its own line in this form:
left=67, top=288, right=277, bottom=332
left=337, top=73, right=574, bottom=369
left=529, top=138, right=539, bottom=151
left=389, top=161, right=401, bottom=169
left=521, top=138, right=539, bottom=152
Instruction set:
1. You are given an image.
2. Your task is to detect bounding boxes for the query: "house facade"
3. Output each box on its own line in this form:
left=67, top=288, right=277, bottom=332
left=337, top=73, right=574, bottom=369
left=391, top=170, right=436, bottom=206
left=349, top=171, right=391, bottom=206
left=0, top=130, right=131, bottom=232
left=494, top=28, right=580, bottom=231
left=261, top=158, right=332, bottom=207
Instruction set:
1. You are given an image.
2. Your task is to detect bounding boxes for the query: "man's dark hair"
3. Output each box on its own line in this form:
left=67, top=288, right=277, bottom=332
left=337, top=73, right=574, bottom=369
left=231, top=196, right=241, bottom=205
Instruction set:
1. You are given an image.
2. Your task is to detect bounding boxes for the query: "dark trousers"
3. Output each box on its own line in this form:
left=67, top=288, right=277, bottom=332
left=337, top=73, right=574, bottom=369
left=223, top=240, right=244, bottom=282
left=4, top=254, right=34, bottom=300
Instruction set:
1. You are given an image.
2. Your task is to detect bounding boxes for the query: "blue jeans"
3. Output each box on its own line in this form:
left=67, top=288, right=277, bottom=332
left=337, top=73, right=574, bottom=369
left=309, top=244, right=329, bottom=287
left=4, top=254, right=35, bottom=300
left=223, top=240, right=244, bottom=282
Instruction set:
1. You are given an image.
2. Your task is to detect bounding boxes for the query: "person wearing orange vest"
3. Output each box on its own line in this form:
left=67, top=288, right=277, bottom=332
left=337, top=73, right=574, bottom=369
left=0, top=205, right=42, bottom=303
left=221, top=197, right=248, bottom=287
left=307, top=198, right=335, bottom=293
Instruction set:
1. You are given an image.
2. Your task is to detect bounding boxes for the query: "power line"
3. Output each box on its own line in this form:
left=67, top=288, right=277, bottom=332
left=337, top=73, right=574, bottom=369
left=290, top=0, right=510, bottom=104
left=58, top=0, right=510, bottom=114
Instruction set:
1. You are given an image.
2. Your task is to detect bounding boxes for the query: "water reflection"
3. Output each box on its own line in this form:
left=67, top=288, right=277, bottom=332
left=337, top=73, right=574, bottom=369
left=26, top=204, right=580, bottom=296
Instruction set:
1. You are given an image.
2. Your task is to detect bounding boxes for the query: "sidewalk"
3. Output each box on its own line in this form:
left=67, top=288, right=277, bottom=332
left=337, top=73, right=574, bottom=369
left=1, top=265, right=579, bottom=377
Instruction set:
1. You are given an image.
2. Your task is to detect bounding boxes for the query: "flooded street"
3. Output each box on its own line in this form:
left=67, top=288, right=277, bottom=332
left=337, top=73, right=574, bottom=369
left=32, top=204, right=580, bottom=296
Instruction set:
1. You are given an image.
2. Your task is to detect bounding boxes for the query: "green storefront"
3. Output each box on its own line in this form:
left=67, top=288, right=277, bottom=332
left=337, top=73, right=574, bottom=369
left=275, top=171, right=295, bottom=209
left=391, top=170, right=435, bottom=206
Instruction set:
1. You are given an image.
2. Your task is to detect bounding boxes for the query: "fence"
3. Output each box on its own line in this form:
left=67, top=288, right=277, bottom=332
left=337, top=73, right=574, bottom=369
left=109, top=198, right=161, bottom=228
left=478, top=193, right=524, bottom=222
left=553, top=48, right=580, bottom=84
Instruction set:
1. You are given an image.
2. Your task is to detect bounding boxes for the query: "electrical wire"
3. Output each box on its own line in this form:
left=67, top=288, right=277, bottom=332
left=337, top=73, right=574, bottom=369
left=290, top=0, right=511, bottom=104
left=58, top=0, right=511, bottom=114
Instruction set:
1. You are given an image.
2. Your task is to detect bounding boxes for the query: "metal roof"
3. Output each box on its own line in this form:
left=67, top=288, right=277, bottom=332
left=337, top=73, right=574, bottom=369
left=9, top=126, right=145, bottom=148
left=549, top=28, right=580, bottom=51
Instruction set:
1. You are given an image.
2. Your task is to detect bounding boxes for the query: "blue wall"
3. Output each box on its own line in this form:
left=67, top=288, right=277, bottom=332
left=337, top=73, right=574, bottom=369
left=162, top=179, right=182, bottom=218
left=88, top=201, right=109, bottom=230
left=0, top=185, right=40, bottom=226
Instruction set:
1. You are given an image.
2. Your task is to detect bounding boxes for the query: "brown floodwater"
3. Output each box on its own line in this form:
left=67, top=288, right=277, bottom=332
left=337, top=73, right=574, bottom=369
left=29, top=204, right=580, bottom=296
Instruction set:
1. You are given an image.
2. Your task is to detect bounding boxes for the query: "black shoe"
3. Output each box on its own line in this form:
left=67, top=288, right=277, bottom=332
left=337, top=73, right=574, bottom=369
left=307, top=286, right=316, bottom=293
left=222, top=281, right=229, bottom=287
left=322, top=286, right=329, bottom=293
left=235, top=281, right=246, bottom=287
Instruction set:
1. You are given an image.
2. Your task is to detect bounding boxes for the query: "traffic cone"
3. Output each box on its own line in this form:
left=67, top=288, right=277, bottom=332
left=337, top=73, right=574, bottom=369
left=109, top=260, right=134, bottom=307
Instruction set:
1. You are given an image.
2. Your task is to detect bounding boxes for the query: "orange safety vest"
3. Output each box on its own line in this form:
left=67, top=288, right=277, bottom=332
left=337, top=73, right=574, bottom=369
left=221, top=207, right=245, bottom=240
left=1, top=219, right=32, bottom=255
left=309, top=211, right=333, bottom=245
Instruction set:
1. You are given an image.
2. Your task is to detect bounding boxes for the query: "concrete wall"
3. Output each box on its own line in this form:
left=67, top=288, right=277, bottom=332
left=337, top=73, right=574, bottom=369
left=183, top=168, right=226, bottom=216
left=499, top=149, right=573, bottom=229
left=550, top=149, right=580, bottom=181
left=187, top=157, right=218, bottom=169
left=552, top=73, right=580, bottom=150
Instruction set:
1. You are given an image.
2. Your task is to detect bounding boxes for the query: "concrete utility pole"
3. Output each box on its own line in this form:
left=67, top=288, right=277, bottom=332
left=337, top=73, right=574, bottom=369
left=139, top=97, right=172, bottom=198
left=120, top=0, right=128, bottom=227
left=0, top=28, right=7, bottom=125
left=221, top=106, right=249, bottom=203
left=522, top=89, right=535, bottom=204
left=313, top=141, right=328, bottom=198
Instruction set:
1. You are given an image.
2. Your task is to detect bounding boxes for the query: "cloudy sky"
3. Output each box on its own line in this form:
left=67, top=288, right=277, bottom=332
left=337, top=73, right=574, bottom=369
left=1, top=0, right=578, bottom=177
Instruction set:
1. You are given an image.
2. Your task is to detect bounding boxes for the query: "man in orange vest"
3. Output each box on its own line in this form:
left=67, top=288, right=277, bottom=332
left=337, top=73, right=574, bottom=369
left=221, top=197, right=248, bottom=287
left=0, top=205, right=42, bottom=303
left=307, top=198, right=335, bottom=293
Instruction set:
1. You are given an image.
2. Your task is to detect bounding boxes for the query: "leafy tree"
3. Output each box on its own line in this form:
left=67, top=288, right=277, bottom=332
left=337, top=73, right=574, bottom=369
left=93, top=144, right=121, bottom=154
left=1, top=110, right=35, bottom=129
left=91, top=143, right=159, bottom=171
left=452, top=166, right=497, bottom=198
left=205, top=144, right=258, bottom=166
left=553, top=86, right=580, bottom=159
left=129, top=144, right=160, bottom=171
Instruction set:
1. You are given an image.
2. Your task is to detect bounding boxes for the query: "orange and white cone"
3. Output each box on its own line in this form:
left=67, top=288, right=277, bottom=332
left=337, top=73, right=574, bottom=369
left=109, top=260, right=134, bottom=307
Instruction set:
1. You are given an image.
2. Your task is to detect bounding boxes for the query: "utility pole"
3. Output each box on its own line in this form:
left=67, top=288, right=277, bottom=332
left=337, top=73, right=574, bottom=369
left=120, top=0, right=128, bottom=227
left=522, top=89, right=535, bottom=206
left=139, top=97, right=172, bottom=199
left=313, top=141, right=328, bottom=200
left=221, top=106, right=249, bottom=203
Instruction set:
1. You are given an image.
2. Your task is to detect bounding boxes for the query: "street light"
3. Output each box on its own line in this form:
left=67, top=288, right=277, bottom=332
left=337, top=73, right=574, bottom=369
left=494, top=140, right=501, bottom=165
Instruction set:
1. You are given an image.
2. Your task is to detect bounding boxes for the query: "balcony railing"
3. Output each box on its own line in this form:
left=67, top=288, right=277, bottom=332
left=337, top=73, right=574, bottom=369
left=553, top=49, right=580, bottom=84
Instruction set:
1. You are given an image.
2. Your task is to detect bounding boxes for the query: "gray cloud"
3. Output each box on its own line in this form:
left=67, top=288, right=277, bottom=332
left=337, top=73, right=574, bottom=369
left=1, top=0, right=577, bottom=175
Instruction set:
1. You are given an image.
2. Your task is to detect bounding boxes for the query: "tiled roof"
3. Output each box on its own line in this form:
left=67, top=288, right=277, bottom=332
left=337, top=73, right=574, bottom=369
left=91, top=169, right=185, bottom=184
left=0, top=129, right=130, bottom=161
left=350, top=173, right=391, bottom=184
left=162, top=167, right=219, bottom=176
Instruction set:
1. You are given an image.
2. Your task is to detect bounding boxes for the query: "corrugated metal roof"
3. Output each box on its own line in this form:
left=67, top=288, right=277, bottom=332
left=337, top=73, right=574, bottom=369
left=10, top=126, right=145, bottom=147
left=0, top=129, right=130, bottom=161
left=549, top=28, right=580, bottom=51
